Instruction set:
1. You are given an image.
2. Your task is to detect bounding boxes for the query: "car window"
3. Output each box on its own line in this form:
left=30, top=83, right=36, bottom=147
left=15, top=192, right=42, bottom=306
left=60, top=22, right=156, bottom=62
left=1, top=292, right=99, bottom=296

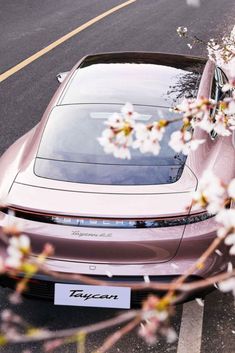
left=60, top=55, right=204, bottom=108
left=35, top=104, right=187, bottom=185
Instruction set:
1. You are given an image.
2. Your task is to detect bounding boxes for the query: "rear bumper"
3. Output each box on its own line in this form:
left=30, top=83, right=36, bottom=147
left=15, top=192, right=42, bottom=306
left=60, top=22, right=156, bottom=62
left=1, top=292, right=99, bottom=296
left=0, top=273, right=212, bottom=305
left=0, top=213, right=231, bottom=306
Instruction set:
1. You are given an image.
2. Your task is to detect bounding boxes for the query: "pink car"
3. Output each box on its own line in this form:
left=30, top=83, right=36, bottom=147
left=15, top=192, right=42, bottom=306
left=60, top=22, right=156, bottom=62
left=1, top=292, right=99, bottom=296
left=0, top=52, right=234, bottom=307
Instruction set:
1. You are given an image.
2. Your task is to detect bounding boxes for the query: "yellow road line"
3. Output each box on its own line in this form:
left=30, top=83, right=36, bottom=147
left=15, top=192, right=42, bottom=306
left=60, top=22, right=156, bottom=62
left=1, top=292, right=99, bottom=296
left=0, top=0, right=136, bottom=83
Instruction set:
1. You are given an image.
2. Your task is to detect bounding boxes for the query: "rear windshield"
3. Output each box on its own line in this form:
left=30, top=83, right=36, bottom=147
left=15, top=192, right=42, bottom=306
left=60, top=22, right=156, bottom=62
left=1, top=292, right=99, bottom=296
left=35, top=105, right=187, bottom=185
left=61, top=61, right=203, bottom=107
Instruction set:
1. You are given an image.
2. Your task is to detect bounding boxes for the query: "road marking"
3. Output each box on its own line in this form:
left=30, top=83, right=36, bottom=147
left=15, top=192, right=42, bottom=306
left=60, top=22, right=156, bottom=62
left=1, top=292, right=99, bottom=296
left=0, top=0, right=136, bottom=83
left=177, top=300, right=204, bottom=353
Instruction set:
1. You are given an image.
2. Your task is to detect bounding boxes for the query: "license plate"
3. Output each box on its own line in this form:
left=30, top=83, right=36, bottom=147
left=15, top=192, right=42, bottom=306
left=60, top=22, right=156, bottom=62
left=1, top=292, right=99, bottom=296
left=54, top=283, right=131, bottom=309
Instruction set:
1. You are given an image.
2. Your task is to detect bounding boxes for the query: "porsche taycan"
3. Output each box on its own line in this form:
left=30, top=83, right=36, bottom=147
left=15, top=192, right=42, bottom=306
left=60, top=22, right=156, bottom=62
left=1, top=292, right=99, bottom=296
left=0, top=52, right=234, bottom=307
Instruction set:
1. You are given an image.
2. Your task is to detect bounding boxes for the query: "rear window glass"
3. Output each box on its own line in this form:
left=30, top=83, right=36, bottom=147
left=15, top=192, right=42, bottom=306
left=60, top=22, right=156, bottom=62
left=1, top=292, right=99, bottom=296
left=35, top=105, right=186, bottom=185
left=60, top=54, right=204, bottom=107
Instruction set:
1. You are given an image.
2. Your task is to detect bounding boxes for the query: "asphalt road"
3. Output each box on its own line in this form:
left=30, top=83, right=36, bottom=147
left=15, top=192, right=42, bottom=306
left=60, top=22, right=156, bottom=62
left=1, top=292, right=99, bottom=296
left=0, top=0, right=235, bottom=352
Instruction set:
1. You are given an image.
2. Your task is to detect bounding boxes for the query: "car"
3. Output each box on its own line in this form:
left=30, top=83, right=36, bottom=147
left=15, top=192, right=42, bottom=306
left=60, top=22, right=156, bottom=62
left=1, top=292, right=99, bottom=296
left=0, top=52, right=234, bottom=308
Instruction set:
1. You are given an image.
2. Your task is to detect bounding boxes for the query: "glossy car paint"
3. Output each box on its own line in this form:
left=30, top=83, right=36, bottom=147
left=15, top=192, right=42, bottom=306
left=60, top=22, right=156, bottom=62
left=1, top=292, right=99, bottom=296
left=0, top=53, right=234, bottom=297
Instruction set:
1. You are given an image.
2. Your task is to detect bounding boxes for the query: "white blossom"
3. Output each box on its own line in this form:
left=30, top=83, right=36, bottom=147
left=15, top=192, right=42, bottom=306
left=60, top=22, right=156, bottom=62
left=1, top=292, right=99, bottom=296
left=121, top=102, right=139, bottom=119
left=169, top=130, right=204, bottom=155
left=227, top=262, right=233, bottom=273
left=5, top=234, right=31, bottom=269
left=223, top=97, right=235, bottom=118
left=176, top=97, right=215, bottom=134
left=207, top=28, right=235, bottom=66
left=216, top=209, right=235, bottom=231
left=5, top=247, right=22, bottom=269
left=186, top=0, right=200, bottom=7
left=113, top=145, right=131, bottom=159
left=139, top=320, right=158, bottom=345
left=224, top=232, right=235, bottom=255
left=133, top=123, right=163, bottom=155
left=228, top=179, right=235, bottom=199
left=193, top=170, right=225, bottom=213
left=98, top=103, right=137, bottom=159
left=195, top=115, right=215, bottom=133
left=216, top=209, right=235, bottom=254
left=222, top=83, right=234, bottom=92
left=176, top=27, right=188, bottom=37
left=219, top=278, right=235, bottom=297
left=165, top=328, right=177, bottom=343
left=213, top=112, right=231, bottom=136
left=226, top=56, right=235, bottom=78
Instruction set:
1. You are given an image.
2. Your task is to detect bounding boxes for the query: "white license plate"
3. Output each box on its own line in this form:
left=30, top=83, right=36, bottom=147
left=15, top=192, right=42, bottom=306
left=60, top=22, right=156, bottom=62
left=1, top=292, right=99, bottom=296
left=54, top=283, right=131, bottom=309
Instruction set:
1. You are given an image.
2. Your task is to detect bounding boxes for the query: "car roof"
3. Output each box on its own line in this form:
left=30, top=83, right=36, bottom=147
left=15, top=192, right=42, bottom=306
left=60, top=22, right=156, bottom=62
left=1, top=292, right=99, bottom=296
left=59, top=52, right=206, bottom=108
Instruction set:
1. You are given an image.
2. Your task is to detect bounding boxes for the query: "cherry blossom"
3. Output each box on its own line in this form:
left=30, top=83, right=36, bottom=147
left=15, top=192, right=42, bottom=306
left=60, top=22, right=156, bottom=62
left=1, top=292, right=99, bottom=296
left=224, top=232, right=235, bottom=255
left=139, top=318, right=160, bottom=345
left=216, top=209, right=235, bottom=232
left=228, top=178, right=235, bottom=199
left=176, top=26, right=188, bottom=37
left=216, top=209, right=235, bottom=255
left=133, top=121, right=166, bottom=155
left=168, top=130, right=204, bottom=155
left=176, top=97, right=218, bottom=134
left=98, top=104, right=169, bottom=158
left=164, top=327, right=178, bottom=344
left=207, top=39, right=224, bottom=66
left=2, top=208, right=25, bottom=237
left=138, top=295, right=176, bottom=345
left=5, top=234, right=31, bottom=270
left=219, top=277, right=235, bottom=297
left=186, top=0, right=200, bottom=7
left=207, top=28, right=235, bottom=66
left=226, top=57, right=235, bottom=83
left=222, top=82, right=235, bottom=92
left=197, top=116, right=215, bottom=133
left=139, top=311, right=177, bottom=345
left=213, top=112, right=232, bottom=136
left=192, top=170, right=226, bottom=214
left=98, top=103, right=136, bottom=159
left=222, top=94, right=235, bottom=121
left=121, top=102, right=139, bottom=119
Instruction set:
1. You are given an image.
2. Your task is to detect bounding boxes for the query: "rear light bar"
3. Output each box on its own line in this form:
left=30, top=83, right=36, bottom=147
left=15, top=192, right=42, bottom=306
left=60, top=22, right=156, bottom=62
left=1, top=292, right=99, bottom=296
left=0, top=207, right=214, bottom=229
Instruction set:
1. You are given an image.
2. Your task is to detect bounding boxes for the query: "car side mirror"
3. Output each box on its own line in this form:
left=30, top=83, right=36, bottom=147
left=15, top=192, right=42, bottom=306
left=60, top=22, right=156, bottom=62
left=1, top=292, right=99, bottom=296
left=56, top=72, right=69, bottom=83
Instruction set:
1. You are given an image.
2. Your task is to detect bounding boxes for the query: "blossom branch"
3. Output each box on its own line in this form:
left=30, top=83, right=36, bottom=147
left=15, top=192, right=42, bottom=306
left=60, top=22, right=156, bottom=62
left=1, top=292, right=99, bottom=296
left=2, top=310, right=138, bottom=346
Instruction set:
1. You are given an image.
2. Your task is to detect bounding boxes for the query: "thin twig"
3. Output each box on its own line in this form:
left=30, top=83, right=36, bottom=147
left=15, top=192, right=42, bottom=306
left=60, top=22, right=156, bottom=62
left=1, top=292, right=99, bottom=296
left=4, top=310, right=139, bottom=346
